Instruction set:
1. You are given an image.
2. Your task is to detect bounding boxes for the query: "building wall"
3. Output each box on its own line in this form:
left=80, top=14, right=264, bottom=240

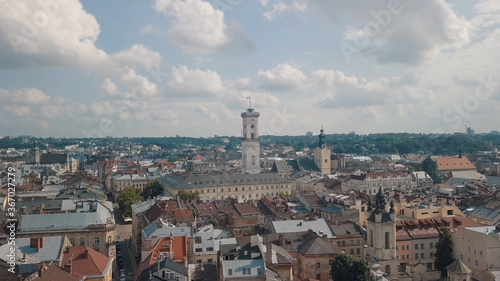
left=18, top=226, right=116, bottom=258
left=314, top=147, right=331, bottom=175
left=452, top=228, right=500, bottom=280
left=396, top=240, right=413, bottom=272
left=298, top=254, right=336, bottom=281
left=165, top=183, right=293, bottom=202
left=344, top=175, right=415, bottom=195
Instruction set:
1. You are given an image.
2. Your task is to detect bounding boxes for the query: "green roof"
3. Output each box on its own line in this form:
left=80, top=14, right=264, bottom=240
left=446, top=260, right=472, bottom=274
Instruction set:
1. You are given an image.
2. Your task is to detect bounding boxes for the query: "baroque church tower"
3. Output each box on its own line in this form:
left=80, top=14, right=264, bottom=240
left=314, top=128, right=331, bottom=175
left=241, top=99, right=260, bottom=174
left=366, top=187, right=398, bottom=279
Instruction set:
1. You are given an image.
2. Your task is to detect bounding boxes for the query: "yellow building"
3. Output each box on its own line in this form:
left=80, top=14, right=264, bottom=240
left=159, top=173, right=294, bottom=202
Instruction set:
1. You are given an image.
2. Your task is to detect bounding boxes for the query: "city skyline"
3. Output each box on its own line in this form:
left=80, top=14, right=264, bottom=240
left=1, top=0, right=499, bottom=138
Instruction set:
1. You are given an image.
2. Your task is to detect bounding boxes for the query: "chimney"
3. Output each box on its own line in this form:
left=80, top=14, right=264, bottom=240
left=278, top=234, right=284, bottom=246
left=64, top=257, right=73, bottom=274
left=84, top=249, right=89, bottom=258
left=30, top=237, right=43, bottom=252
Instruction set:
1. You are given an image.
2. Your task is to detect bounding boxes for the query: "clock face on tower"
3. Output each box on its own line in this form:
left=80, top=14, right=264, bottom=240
left=251, top=124, right=255, bottom=129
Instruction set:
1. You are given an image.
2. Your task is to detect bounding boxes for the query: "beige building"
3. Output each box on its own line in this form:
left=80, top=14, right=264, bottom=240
left=110, top=173, right=149, bottom=198
left=344, top=171, right=416, bottom=195
left=17, top=201, right=116, bottom=258
left=452, top=226, right=500, bottom=281
left=159, top=173, right=293, bottom=202
left=399, top=202, right=463, bottom=220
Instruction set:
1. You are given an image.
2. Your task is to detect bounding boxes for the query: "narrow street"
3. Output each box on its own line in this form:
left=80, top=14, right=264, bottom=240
left=111, top=197, right=137, bottom=281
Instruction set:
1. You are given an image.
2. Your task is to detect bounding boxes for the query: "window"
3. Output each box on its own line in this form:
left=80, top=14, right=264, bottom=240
left=350, top=249, right=354, bottom=255
left=415, top=244, right=419, bottom=250
left=196, top=259, right=202, bottom=263
left=195, top=237, right=202, bottom=244
left=257, top=268, right=262, bottom=275
left=480, top=251, right=483, bottom=256
left=421, top=253, right=424, bottom=259
left=396, top=246, right=399, bottom=251
left=242, top=187, right=245, bottom=191
left=195, top=248, right=202, bottom=252
left=235, top=188, right=238, bottom=192
left=406, top=245, right=410, bottom=250
left=406, top=255, right=409, bottom=259
left=207, top=258, right=213, bottom=262
left=316, top=274, right=321, bottom=280
left=316, top=262, right=321, bottom=268
left=415, top=254, right=418, bottom=260
left=243, top=268, right=251, bottom=275
left=402, top=255, right=405, bottom=260
left=94, top=237, right=99, bottom=245
left=475, top=260, right=478, bottom=266
left=427, top=263, right=433, bottom=270
left=357, top=248, right=360, bottom=255
left=421, top=243, right=424, bottom=249
left=385, top=232, right=390, bottom=249
left=70, top=238, right=74, bottom=245
left=430, top=242, right=434, bottom=249
left=80, top=238, right=85, bottom=245
left=206, top=247, right=214, bottom=251
left=228, top=269, right=232, bottom=276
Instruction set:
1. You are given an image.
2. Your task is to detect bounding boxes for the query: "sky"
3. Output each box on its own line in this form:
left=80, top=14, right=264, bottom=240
left=0, top=0, right=499, bottom=138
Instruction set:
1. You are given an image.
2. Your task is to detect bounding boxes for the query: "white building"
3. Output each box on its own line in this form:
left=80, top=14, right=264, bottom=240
left=452, top=226, right=500, bottom=280
left=241, top=106, right=260, bottom=174
left=344, top=171, right=416, bottom=195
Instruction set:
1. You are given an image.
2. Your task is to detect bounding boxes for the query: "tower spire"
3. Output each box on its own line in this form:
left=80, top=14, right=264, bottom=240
left=247, top=95, right=252, bottom=109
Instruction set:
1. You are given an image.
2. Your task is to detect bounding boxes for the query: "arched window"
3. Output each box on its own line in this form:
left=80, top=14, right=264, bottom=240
left=385, top=265, right=391, bottom=275
left=385, top=232, right=390, bottom=249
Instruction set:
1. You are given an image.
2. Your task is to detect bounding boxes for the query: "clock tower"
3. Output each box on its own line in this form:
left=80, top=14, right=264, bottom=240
left=241, top=99, right=260, bottom=174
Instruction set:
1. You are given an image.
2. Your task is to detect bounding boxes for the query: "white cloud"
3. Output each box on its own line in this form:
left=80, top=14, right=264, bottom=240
left=101, top=78, right=118, bottom=95
left=153, top=0, right=254, bottom=55
left=168, top=65, right=223, bottom=96
left=111, top=44, right=162, bottom=68
left=0, top=87, right=50, bottom=104
left=0, top=0, right=106, bottom=68
left=194, top=105, right=220, bottom=121
left=261, top=0, right=307, bottom=21
left=257, top=63, right=308, bottom=91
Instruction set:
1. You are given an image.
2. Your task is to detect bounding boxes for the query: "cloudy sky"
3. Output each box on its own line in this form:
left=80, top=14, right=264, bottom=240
left=1, top=0, right=499, bottom=138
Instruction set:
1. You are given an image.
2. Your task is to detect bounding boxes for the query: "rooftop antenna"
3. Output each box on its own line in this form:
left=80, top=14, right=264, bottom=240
left=247, top=95, right=252, bottom=109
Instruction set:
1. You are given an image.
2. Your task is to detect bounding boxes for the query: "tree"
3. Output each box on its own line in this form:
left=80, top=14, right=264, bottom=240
left=330, top=254, right=374, bottom=281
left=434, top=227, right=455, bottom=276
left=141, top=180, right=163, bottom=200
left=117, top=186, right=142, bottom=218
left=177, top=189, right=200, bottom=202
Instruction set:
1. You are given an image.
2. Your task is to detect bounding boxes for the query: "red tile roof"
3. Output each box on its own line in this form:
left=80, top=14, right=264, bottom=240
left=60, top=246, right=110, bottom=277
left=434, top=156, right=476, bottom=171
left=234, top=203, right=261, bottom=215
left=134, top=235, right=188, bottom=281
left=173, top=208, right=195, bottom=222
left=32, top=263, right=81, bottom=281
left=194, top=202, right=219, bottom=216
